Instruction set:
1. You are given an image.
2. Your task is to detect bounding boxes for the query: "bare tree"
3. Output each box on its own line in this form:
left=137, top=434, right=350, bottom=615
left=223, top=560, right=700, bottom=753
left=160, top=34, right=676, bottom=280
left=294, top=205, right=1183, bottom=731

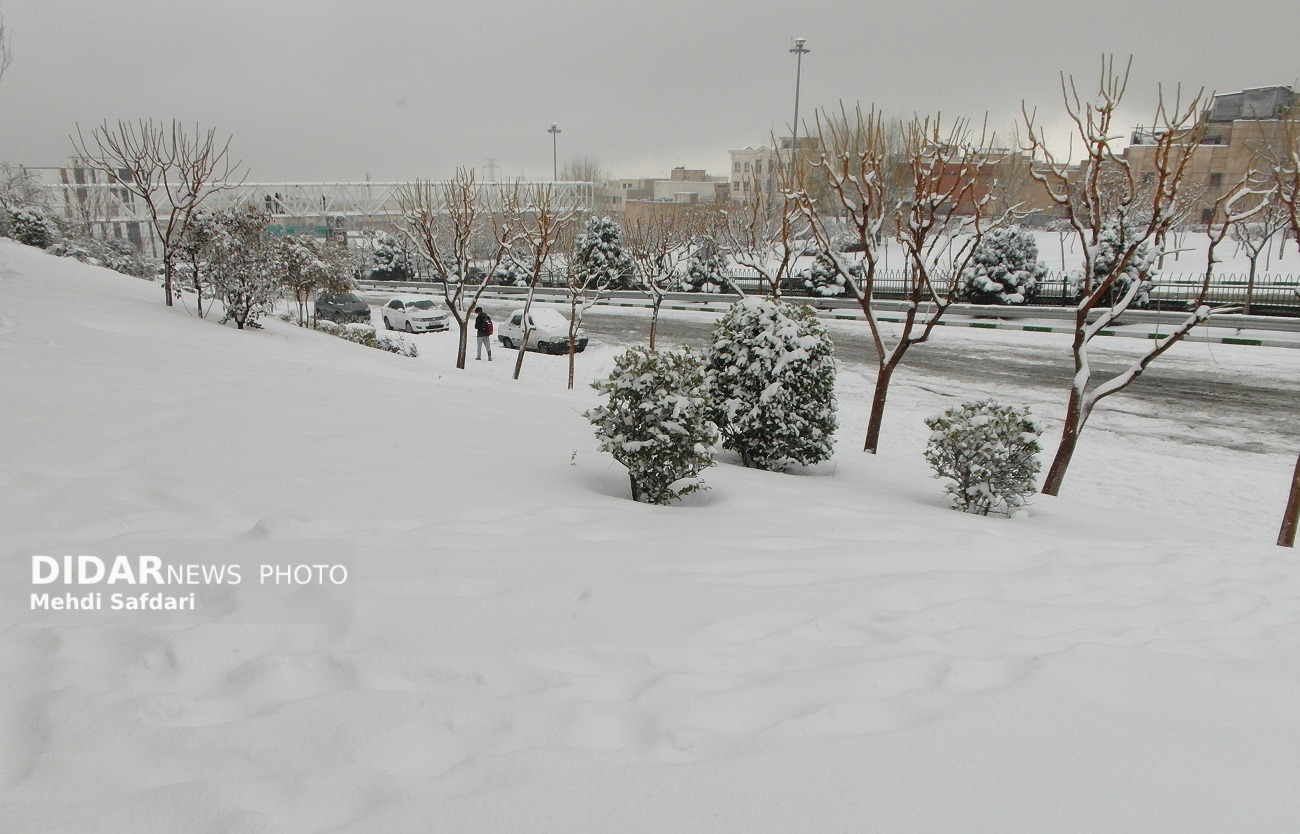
left=1229, top=195, right=1287, bottom=314
left=559, top=155, right=605, bottom=184
left=799, top=105, right=999, bottom=453
left=71, top=120, right=244, bottom=307
left=0, top=13, right=11, bottom=89
left=717, top=171, right=802, bottom=299
left=501, top=183, right=584, bottom=380
left=624, top=207, right=709, bottom=348
left=1270, top=113, right=1300, bottom=546
left=1022, top=58, right=1269, bottom=496
left=396, top=169, right=511, bottom=369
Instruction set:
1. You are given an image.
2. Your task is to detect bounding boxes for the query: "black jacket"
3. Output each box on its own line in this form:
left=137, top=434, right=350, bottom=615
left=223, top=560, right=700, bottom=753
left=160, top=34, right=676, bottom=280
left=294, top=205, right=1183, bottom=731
left=474, top=311, right=492, bottom=336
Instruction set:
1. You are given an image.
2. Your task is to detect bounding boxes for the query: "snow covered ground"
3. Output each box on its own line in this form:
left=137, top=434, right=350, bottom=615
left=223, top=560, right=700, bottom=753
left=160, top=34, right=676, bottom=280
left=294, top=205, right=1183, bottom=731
left=3, top=238, right=1300, bottom=832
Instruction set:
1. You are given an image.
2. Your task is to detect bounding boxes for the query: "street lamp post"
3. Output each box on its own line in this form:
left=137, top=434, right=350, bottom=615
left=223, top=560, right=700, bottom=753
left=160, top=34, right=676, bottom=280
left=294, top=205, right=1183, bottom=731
left=548, top=123, right=562, bottom=180
left=788, top=37, right=810, bottom=177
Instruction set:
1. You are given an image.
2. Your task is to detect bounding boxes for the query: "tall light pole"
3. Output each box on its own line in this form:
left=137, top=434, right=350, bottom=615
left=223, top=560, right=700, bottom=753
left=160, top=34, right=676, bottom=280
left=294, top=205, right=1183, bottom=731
left=548, top=123, right=562, bottom=181
left=788, top=37, right=810, bottom=176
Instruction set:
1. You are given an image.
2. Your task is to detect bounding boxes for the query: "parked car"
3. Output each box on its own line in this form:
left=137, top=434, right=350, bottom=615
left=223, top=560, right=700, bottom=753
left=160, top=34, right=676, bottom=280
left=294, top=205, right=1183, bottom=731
left=497, top=307, right=588, bottom=354
left=315, top=291, right=371, bottom=324
left=381, top=295, right=452, bottom=333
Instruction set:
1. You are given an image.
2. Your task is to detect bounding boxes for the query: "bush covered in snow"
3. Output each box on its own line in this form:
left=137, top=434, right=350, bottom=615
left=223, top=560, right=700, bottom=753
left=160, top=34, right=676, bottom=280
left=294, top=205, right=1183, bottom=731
left=680, top=242, right=729, bottom=293
left=586, top=346, right=719, bottom=505
left=923, top=400, right=1042, bottom=516
left=6, top=206, right=57, bottom=248
left=706, top=298, right=837, bottom=471
left=315, top=320, right=418, bottom=357
left=48, top=235, right=158, bottom=279
left=797, top=253, right=860, bottom=297
left=955, top=226, right=1047, bottom=305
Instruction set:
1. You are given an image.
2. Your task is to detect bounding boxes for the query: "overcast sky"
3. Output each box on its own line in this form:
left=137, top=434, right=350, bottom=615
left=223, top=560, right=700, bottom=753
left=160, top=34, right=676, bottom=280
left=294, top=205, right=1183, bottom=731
left=1, top=0, right=1295, bottom=182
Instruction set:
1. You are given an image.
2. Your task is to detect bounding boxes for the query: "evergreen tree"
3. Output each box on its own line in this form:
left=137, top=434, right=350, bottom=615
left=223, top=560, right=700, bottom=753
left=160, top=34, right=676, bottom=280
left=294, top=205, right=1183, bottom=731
left=572, top=216, right=633, bottom=289
left=955, top=226, right=1047, bottom=305
left=680, top=240, right=728, bottom=293
left=706, top=298, right=837, bottom=471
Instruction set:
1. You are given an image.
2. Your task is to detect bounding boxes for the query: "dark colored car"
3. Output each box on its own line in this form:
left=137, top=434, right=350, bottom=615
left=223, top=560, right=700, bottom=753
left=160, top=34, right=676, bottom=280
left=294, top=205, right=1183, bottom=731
left=315, top=292, right=371, bottom=324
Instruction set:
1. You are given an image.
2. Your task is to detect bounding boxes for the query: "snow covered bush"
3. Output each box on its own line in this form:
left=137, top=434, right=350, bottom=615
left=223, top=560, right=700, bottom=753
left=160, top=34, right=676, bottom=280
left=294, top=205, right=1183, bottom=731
left=955, top=226, right=1047, bottom=305
left=923, top=400, right=1043, bottom=516
left=797, top=253, right=859, bottom=297
left=586, top=346, right=719, bottom=505
left=680, top=242, right=728, bottom=293
left=6, top=206, right=57, bottom=248
left=705, top=298, right=837, bottom=471
left=48, top=235, right=158, bottom=279
left=314, top=320, right=417, bottom=357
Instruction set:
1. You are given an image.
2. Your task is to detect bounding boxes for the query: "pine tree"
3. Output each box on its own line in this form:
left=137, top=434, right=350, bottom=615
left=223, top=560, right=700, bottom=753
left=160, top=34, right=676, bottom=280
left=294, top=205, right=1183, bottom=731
left=572, top=216, right=633, bottom=289
left=586, top=347, right=719, bottom=504
left=705, top=298, right=837, bottom=471
left=681, top=240, right=728, bottom=293
left=956, top=226, right=1047, bottom=305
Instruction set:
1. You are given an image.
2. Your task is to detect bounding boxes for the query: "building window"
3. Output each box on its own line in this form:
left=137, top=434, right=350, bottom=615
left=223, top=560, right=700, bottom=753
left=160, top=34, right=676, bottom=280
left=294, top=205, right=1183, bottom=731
left=733, top=162, right=740, bottom=171
left=1208, top=172, right=1223, bottom=187
left=755, top=160, right=762, bottom=175
left=1200, top=208, right=1214, bottom=224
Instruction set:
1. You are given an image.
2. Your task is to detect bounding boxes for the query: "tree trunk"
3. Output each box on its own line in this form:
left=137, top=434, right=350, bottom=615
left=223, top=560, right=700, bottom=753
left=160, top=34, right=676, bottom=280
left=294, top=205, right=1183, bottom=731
left=1041, top=386, right=1086, bottom=496
left=1244, top=258, right=1257, bottom=316
left=456, top=321, right=468, bottom=369
left=567, top=312, right=578, bottom=390
left=163, top=258, right=174, bottom=306
left=649, top=296, right=663, bottom=349
left=1278, top=450, right=1300, bottom=547
left=862, top=359, right=898, bottom=454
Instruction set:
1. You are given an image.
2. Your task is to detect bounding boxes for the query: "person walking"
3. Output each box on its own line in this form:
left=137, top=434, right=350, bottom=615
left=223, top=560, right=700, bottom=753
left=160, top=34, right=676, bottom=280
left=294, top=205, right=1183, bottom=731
left=474, top=306, right=493, bottom=361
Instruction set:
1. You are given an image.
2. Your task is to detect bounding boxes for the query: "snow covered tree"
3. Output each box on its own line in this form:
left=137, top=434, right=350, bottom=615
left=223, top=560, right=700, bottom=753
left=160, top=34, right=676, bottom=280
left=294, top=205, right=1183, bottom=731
left=1085, top=218, right=1154, bottom=308
left=562, top=216, right=631, bottom=388
left=715, top=176, right=802, bottom=299
left=499, top=182, right=584, bottom=380
left=71, top=119, right=243, bottom=308
left=1229, top=196, right=1287, bottom=315
left=572, top=216, right=633, bottom=289
left=206, top=207, right=277, bottom=330
left=956, top=225, right=1047, bottom=305
left=798, top=106, right=1003, bottom=453
left=586, top=346, right=719, bottom=505
left=680, top=237, right=729, bottom=293
left=1022, top=57, right=1265, bottom=495
left=276, top=235, right=355, bottom=326
left=366, top=231, right=412, bottom=281
left=396, top=168, right=513, bottom=368
left=705, top=297, right=837, bottom=471
left=924, top=400, right=1043, bottom=516
left=1270, top=112, right=1300, bottom=546
left=625, top=208, right=706, bottom=348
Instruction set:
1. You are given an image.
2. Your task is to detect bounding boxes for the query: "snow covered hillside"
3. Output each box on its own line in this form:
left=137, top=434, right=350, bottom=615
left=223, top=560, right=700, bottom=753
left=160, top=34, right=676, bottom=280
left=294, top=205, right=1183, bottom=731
left=3, top=238, right=1300, bottom=833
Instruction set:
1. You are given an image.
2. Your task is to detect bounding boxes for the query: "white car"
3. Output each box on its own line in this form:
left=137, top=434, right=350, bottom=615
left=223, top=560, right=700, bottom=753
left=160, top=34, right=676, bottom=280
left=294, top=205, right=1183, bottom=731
left=381, top=296, right=451, bottom=333
left=497, top=307, right=588, bottom=354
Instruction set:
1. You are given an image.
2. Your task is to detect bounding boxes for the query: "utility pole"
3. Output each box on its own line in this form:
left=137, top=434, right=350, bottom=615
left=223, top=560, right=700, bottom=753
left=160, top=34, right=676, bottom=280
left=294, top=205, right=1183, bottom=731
left=788, top=37, right=810, bottom=177
left=548, top=123, right=562, bottom=181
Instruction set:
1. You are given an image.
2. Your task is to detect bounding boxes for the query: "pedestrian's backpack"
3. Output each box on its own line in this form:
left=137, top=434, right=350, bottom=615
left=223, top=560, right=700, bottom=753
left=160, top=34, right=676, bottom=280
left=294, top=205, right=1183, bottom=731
left=486, top=316, right=494, bottom=335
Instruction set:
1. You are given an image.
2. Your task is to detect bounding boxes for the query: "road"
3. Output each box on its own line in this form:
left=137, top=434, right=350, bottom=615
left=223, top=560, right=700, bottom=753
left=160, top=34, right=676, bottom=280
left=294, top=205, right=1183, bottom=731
left=572, top=306, right=1300, bottom=451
